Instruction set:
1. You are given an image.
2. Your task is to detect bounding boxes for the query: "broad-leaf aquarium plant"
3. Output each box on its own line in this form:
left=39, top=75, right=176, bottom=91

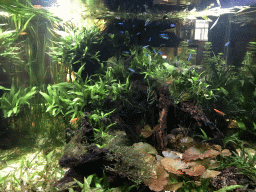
left=0, top=83, right=37, bottom=118
left=1, top=0, right=256, bottom=192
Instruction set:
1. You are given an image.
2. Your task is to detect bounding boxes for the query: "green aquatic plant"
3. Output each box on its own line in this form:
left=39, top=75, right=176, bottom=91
left=85, top=109, right=117, bottom=148
left=130, top=46, right=167, bottom=77
left=218, top=142, right=256, bottom=183
left=40, top=63, right=131, bottom=125
left=233, top=42, right=256, bottom=132
left=0, top=0, right=61, bottom=87
left=0, top=148, right=65, bottom=192
left=66, top=171, right=136, bottom=192
left=166, top=62, right=214, bottom=104
left=48, top=25, right=104, bottom=83
left=0, top=83, right=37, bottom=118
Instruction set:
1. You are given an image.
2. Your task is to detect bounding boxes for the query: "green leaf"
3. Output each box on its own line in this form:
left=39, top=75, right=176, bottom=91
left=13, top=106, right=18, bottom=114
left=46, top=150, right=55, bottom=161
left=0, top=86, right=10, bottom=91
left=64, top=109, right=75, bottom=116
left=215, top=185, right=243, bottom=192
left=2, top=96, right=12, bottom=106
left=192, top=77, right=197, bottom=82
left=39, top=91, right=53, bottom=104
left=59, top=96, right=71, bottom=104
left=108, top=33, right=114, bottom=39
left=12, top=89, right=21, bottom=106
left=240, top=80, right=245, bottom=86
left=220, top=87, right=228, bottom=95
left=236, top=121, right=246, bottom=129
left=83, top=46, right=88, bottom=55
left=86, top=174, right=94, bottom=186
left=20, top=91, right=36, bottom=103
left=46, top=105, right=56, bottom=113
left=73, top=178, right=84, bottom=188
left=69, top=91, right=83, bottom=96
left=76, top=63, right=86, bottom=79
left=7, top=110, right=13, bottom=117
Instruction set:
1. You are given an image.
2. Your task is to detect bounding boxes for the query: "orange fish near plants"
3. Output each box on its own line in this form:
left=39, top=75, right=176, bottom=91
left=70, top=118, right=78, bottom=124
left=20, top=32, right=27, bottom=35
left=33, top=5, right=43, bottom=9
left=214, top=109, right=225, bottom=116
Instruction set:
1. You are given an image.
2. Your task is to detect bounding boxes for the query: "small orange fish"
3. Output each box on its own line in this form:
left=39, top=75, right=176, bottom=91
left=70, top=118, right=78, bottom=124
left=20, top=32, right=27, bottom=35
left=33, top=5, right=43, bottom=9
left=214, top=109, right=225, bottom=116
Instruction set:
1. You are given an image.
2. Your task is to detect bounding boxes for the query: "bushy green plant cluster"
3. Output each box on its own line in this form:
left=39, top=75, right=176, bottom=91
left=168, top=41, right=255, bottom=134
left=161, top=42, right=213, bottom=104
left=39, top=63, right=131, bottom=125
left=48, top=25, right=104, bottom=83
left=232, top=42, right=256, bottom=131
left=0, top=27, right=24, bottom=75
left=126, top=46, right=170, bottom=82
left=200, top=42, right=256, bottom=133
left=0, top=83, right=37, bottom=118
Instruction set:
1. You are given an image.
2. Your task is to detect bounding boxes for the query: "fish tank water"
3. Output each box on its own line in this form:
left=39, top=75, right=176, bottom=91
left=0, top=0, right=256, bottom=191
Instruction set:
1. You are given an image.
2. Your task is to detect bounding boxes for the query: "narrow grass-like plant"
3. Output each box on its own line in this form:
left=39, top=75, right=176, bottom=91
left=0, top=148, right=66, bottom=191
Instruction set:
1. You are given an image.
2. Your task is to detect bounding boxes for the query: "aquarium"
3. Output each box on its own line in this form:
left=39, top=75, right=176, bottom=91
left=0, top=0, right=256, bottom=191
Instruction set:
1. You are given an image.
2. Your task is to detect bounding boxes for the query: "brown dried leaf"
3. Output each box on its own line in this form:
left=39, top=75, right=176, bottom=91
left=183, top=147, right=220, bottom=161
left=203, top=149, right=220, bottom=159
left=182, top=162, right=206, bottom=176
left=145, top=162, right=169, bottom=192
left=212, top=145, right=222, bottom=152
left=227, top=119, right=239, bottom=128
left=221, top=149, right=232, bottom=156
left=141, top=124, right=160, bottom=138
left=161, top=158, right=188, bottom=174
left=141, top=124, right=153, bottom=138
left=182, top=147, right=202, bottom=161
left=182, top=165, right=205, bottom=176
left=201, top=169, right=221, bottom=178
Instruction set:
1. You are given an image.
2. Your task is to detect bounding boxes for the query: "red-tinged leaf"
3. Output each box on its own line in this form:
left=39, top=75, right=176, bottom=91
left=163, top=182, right=183, bottom=191
left=200, top=169, right=221, bottom=178
left=182, top=147, right=202, bottom=161
left=183, top=147, right=220, bottom=161
left=145, top=162, right=169, bottom=192
left=221, top=149, right=232, bottom=156
left=203, top=149, right=220, bottom=159
left=161, top=158, right=188, bottom=174
left=182, top=165, right=205, bottom=176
